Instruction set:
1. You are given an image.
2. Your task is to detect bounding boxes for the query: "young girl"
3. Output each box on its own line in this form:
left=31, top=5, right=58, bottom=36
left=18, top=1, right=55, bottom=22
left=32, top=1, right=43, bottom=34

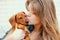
left=25, top=0, right=60, bottom=40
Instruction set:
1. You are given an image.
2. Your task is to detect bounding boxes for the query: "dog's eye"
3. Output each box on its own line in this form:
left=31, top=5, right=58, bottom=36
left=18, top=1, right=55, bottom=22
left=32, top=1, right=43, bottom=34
left=19, top=17, right=22, bottom=19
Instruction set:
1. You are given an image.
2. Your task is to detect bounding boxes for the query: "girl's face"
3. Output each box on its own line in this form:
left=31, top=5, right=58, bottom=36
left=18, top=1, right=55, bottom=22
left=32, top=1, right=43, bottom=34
left=25, top=3, right=41, bottom=25
left=25, top=11, right=40, bottom=25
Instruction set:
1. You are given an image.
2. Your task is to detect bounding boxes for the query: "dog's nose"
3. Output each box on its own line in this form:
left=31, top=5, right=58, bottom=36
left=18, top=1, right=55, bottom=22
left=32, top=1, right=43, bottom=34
left=26, top=21, right=29, bottom=24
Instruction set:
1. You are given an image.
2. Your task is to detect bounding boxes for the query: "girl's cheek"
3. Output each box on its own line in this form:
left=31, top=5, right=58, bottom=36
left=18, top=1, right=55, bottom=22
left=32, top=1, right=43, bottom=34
left=28, top=14, right=40, bottom=24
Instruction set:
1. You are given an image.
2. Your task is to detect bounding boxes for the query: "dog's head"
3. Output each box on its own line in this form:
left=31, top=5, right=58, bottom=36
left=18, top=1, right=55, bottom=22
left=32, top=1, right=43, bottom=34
left=9, top=12, right=29, bottom=27
left=15, top=12, right=29, bottom=25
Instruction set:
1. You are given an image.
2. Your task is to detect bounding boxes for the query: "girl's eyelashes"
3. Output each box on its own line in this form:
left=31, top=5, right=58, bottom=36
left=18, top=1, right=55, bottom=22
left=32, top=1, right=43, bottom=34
left=27, top=15, right=31, bottom=17
left=25, top=14, right=31, bottom=17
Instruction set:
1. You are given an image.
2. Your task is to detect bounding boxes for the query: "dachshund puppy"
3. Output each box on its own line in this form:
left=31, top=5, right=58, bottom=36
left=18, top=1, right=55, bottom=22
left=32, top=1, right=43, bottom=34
left=15, top=12, right=30, bottom=40
left=4, top=12, right=30, bottom=40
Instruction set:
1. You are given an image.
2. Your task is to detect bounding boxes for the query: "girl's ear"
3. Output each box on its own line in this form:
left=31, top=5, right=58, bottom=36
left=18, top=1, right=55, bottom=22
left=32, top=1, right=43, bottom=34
left=9, top=15, right=16, bottom=27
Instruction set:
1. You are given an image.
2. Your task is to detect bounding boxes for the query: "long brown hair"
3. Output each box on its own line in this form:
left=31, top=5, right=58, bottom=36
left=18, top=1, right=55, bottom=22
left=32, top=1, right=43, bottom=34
left=25, top=0, right=60, bottom=40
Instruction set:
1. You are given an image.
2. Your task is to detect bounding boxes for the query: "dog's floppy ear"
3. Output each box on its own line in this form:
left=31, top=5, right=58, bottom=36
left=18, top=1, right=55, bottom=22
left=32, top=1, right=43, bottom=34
left=9, top=15, right=17, bottom=27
